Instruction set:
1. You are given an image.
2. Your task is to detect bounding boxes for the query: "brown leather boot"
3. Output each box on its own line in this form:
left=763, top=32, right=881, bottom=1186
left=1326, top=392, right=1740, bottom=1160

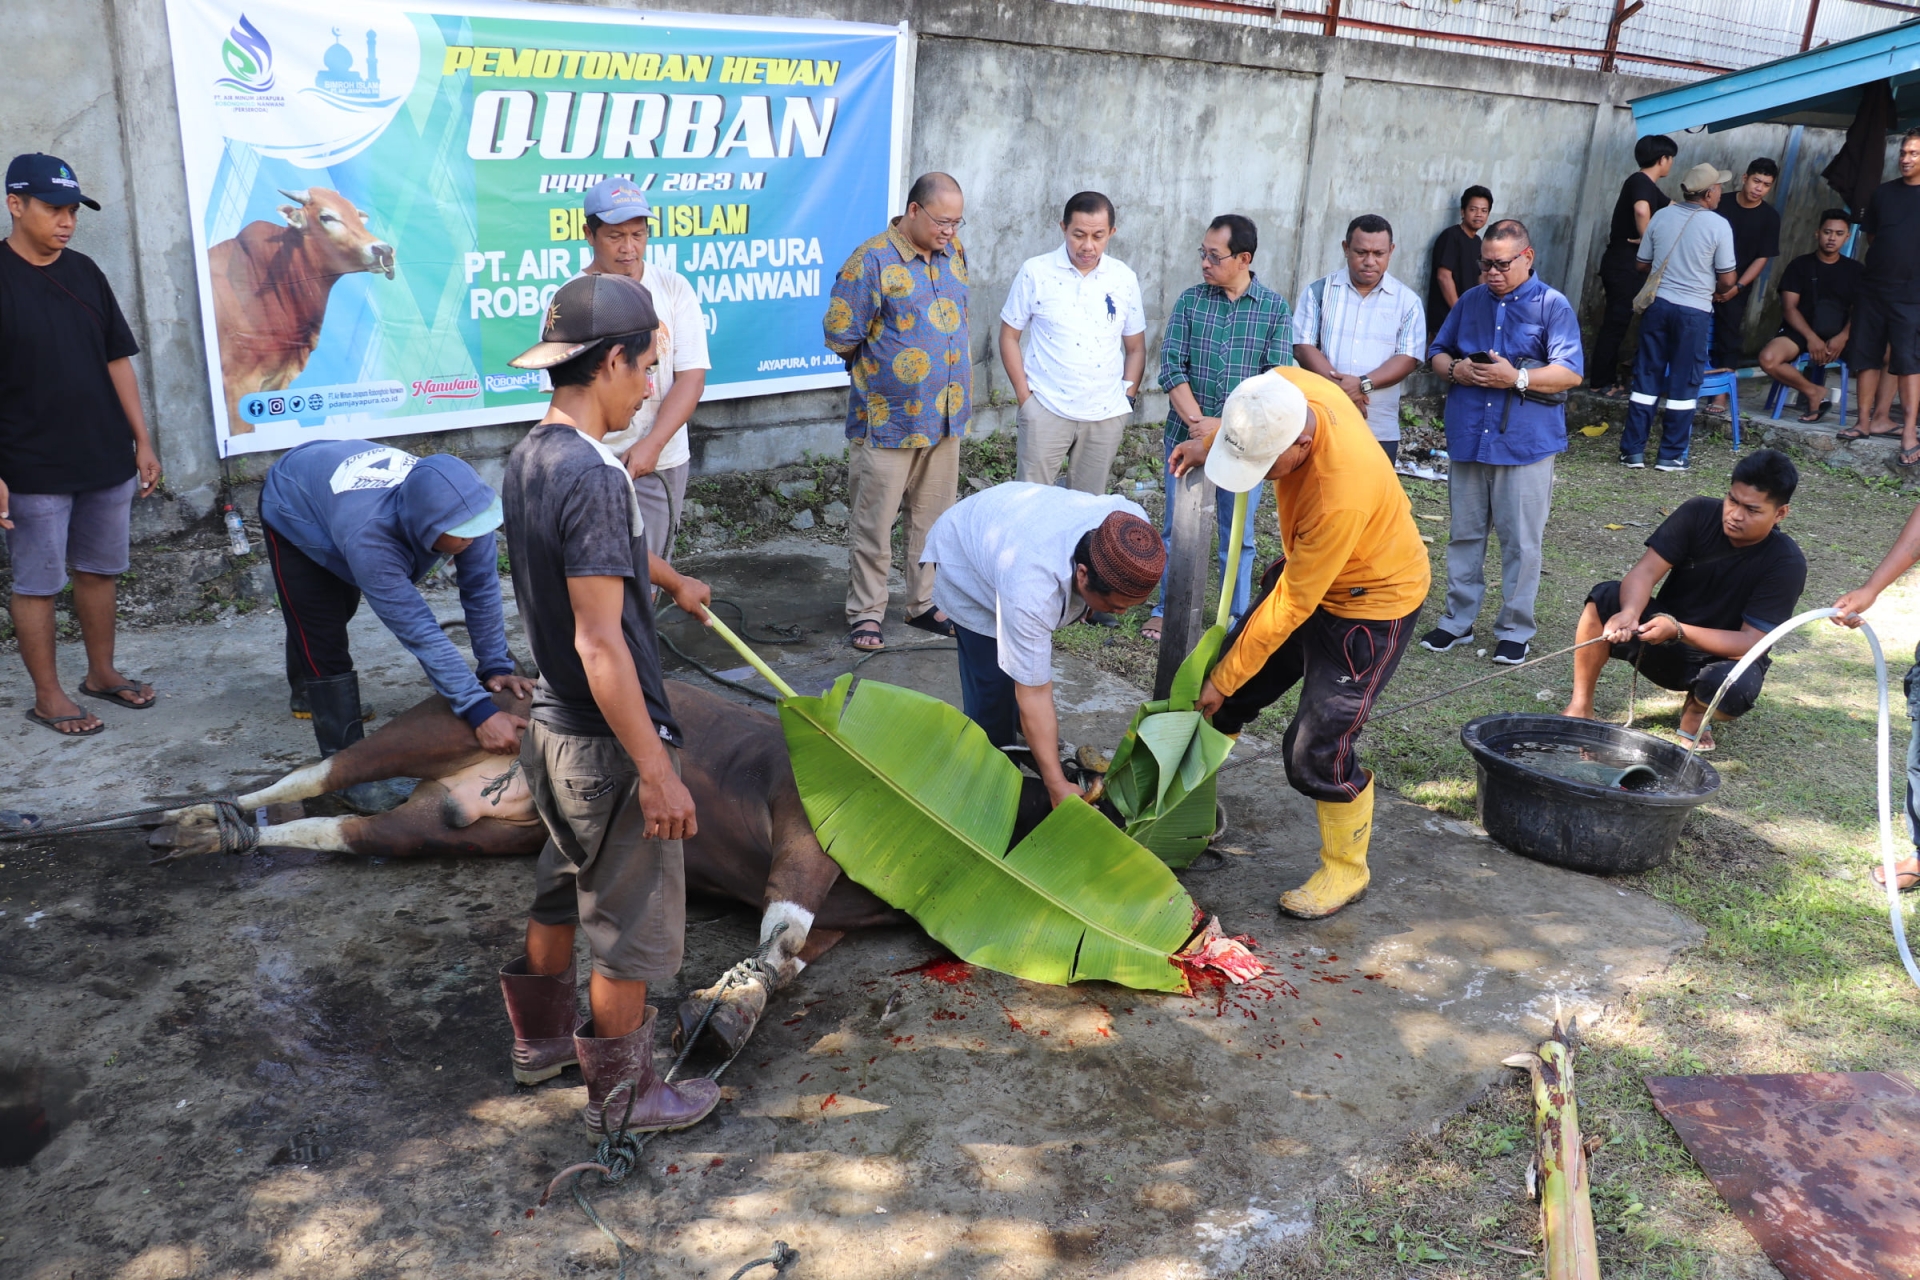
left=499, top=957, right=579, bottom=1086
left=575, top=1007, right=721, bottom=1135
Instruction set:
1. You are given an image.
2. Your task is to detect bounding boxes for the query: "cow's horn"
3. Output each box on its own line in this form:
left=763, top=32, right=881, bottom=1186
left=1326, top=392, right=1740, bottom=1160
left=276, top=188, right=311, bottom=204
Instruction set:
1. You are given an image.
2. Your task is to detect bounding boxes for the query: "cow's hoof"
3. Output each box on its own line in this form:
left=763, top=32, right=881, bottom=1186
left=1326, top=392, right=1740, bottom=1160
left=147, top=823, right=220, bottom=859
left=675, top=962, right=773, bottom=1058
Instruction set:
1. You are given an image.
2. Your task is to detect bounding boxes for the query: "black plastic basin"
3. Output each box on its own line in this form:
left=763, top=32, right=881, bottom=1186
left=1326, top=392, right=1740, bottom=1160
left=1460, top=714, right=1720, bottom=875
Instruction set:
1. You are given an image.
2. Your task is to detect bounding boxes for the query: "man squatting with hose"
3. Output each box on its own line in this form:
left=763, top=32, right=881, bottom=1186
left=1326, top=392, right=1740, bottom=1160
left=258, top=440, right=532, bottom=810
left=1561, top=450, right=1805, bottom=753
left=1831, top=493, right=1920, bottom=893
left=495, top=273, right=721, bottom=1135
left=1170, top=368, right=1430, bottom=919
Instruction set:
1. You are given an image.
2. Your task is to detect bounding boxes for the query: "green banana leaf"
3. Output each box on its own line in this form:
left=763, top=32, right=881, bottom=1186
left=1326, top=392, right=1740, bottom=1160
left=779, top=673, right=1197, bottom=992
left=1104, top=489, right=1247, bottom=867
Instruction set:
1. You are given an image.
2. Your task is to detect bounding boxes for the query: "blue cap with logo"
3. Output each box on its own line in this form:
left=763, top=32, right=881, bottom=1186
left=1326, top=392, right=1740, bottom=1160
left=5, top=154, right=101, bottom=211
left=583, top=177, right=651, bottom=225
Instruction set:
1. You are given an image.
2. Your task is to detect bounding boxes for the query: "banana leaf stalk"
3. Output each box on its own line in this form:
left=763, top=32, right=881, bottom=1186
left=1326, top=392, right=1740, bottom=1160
left=1101, top=488, right=1248, bottom=867
left=1503, top=1016, right=1601, bottom=1280
left=701, top=615, right=1201, bottom=992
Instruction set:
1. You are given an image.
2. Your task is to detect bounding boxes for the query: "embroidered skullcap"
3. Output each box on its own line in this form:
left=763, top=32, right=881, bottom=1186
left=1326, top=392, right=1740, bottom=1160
left=1087, top=511, right=1165, bottom=597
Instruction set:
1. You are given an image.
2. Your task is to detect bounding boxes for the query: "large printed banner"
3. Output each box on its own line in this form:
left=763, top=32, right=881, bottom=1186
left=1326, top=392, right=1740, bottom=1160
left=163, top=0, right=906, bottom=455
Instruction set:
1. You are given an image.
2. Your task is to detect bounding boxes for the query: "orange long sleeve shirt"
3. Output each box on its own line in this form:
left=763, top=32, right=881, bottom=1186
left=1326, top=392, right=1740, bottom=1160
left=1208, top=367, right=1431, bottom=698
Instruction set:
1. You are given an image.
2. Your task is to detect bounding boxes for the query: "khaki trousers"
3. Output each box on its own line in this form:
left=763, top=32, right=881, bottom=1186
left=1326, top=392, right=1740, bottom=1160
left=845, top=434, right=961, bottom=625
left=1014, top=398, right=1129, bottom=494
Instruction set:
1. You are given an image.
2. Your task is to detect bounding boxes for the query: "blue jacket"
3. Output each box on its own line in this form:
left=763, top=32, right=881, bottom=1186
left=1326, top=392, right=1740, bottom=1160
left=1427, top=273, right=1584, bottom=466
left=261, top=441, right=512, bottom=730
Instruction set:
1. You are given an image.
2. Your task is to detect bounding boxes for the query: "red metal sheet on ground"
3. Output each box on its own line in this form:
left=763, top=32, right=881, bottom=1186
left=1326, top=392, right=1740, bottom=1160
left=1645, top=1071, right=1920, bottom=1280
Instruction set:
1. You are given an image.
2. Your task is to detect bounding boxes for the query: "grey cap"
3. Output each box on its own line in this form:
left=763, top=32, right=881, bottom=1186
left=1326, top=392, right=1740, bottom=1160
left=508, top=273, right=658, bottom=370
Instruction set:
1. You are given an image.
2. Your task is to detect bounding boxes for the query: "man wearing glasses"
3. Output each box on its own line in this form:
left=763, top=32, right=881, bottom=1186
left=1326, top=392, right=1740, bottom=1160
left=1424, top=219, right=1583, bottom=666
left=824, top=172, right=971, bottom=653
left=1145, top=213, right=1293, bottom=642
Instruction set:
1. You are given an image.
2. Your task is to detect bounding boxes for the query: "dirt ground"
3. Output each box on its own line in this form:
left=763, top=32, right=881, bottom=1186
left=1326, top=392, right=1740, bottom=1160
left=1, top=539, right=1699, bottom=1279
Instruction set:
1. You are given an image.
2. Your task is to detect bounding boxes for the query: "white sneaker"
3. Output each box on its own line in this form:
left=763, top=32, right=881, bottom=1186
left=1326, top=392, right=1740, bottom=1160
left=1621, top=456, right=1645, bottom=469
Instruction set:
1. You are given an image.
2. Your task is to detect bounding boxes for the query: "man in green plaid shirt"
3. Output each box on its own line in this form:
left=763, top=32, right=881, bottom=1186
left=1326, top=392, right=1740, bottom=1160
left=1147, top=213, right=1293, bottom=639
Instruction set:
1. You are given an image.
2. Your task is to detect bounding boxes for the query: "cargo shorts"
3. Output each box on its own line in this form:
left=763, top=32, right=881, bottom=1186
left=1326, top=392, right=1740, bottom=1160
left=524, top=720, right=686, bottom=984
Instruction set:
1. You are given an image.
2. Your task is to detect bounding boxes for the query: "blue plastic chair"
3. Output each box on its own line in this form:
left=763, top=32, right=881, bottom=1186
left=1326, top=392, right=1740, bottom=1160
left=1696, top=367, right=1742, bottom=451
left=1764, top=355, right=1849, bottom=426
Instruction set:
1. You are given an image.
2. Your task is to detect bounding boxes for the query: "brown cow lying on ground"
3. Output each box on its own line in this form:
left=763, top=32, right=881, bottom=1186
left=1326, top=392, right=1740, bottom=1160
left=156, top=680, right=907, bottom=1057
left=208, top=187, right=395, bottom=434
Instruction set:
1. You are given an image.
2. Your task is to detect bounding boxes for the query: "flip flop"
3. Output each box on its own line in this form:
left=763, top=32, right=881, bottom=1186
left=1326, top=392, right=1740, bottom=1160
left=26, top=708, right=104, bottom=737
left=1872, top=861, right=1920, bottom=890
left=77, top=680, right=156, bottom=710
left=1901, top=444, right=1920, bottom=469
left=1676, top=725, right=1716, bottom=753
left=849, top=621, right=886, bottom=652
left=1836, top=424, right=1899, bottom=442
left=904, top=608, right=957, bottom=638
left=1797, top=402, right=1832, bottom=424
left=1141, top=618, right=1164, bottom=642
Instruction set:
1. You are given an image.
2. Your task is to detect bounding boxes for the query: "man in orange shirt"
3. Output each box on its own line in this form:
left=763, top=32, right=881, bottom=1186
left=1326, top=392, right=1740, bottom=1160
left=1170, top=368, right=1430, bottom=919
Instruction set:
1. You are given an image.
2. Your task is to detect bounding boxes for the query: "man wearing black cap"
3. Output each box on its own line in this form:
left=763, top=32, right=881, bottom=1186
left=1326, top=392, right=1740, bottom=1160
left=1, top=153, right=161, bottom=736
left=496, top=273, right=719, bottom=1137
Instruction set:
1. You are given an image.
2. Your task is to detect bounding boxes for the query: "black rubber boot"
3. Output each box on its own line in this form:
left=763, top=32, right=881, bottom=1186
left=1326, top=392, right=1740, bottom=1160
left=305, top=671, right=366, bottom=758
left=290, top=672, right=373, bottom=722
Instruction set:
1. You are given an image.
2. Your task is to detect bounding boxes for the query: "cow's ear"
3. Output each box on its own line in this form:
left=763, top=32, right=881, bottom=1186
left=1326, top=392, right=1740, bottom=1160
left=356, top=209, right=371, bottom=220
left=278, top=204, right=308, bottom=230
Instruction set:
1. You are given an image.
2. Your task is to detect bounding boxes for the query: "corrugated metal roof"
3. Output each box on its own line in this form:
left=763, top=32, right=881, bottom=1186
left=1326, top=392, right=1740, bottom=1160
left=1633, top=16, right=1920, bottom=130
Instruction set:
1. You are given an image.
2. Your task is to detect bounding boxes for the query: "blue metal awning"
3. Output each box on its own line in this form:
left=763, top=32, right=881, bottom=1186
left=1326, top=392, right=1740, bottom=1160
left=1632, top=18, right=1920, bottom=136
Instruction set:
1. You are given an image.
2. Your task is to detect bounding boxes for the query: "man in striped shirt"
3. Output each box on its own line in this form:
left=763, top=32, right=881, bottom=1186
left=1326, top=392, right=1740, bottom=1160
left=1147, top=213, right=1292, bottom=641
left=1291, top=214, right=1427, bottom=463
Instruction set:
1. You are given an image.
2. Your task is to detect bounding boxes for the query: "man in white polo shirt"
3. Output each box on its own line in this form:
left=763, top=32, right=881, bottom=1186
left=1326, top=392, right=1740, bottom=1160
left=999, top=191, right=1146, bottom=495
left=1291, top=213, right=1427, bottom=463
left=580, top=177, right=710, bottom=570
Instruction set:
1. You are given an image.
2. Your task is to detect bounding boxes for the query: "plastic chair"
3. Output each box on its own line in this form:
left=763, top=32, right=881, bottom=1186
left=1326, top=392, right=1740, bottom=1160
left=1696, top=368, right=1742, bottom=451
left=1764, top=354, right=1849, bottom=425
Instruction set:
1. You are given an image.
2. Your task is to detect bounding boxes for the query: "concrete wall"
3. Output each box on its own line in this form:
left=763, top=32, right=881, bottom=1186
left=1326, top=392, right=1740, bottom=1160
left=0, top=0, right=1852, bottom=537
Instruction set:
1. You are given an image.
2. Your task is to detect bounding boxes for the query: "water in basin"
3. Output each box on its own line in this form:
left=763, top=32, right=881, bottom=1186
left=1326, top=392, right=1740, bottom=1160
left=1500, top=739, right=1679, bottom=794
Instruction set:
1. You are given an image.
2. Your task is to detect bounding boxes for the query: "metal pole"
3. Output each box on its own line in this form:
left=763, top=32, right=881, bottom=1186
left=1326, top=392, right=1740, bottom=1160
left=1801, top=0, right=1823, bottom=50
left=1323, top=0, right=1341, bottom=38
left=1153, top=467, right=1214, bottom=701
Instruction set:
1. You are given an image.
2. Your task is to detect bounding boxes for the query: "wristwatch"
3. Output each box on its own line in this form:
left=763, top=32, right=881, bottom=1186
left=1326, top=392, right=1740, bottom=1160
left=1357, top=376, right=1374, bottom=395
left=1514, top=366, right=1531, bottom=394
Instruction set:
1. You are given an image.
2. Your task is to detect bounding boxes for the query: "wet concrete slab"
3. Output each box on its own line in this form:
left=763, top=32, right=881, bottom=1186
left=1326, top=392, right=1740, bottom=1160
left=0, top=540, right=1700, bottom=1278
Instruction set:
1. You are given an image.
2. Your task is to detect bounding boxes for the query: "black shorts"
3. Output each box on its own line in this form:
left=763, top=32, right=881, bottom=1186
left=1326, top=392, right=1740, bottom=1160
left=1585, top=581, right=1768, bottom=719
left=1769, top=329, right=1842, bottom=362
left=1845, top=292, right=1920, bottom=376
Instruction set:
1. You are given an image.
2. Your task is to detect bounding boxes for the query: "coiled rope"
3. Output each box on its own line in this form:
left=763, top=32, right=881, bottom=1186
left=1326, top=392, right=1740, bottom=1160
left=0, top=798, right=256, bottom=862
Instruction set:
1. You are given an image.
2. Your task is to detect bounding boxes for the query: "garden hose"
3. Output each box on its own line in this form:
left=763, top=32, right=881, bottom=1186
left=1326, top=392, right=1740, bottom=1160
left=1689, top=607, right=1920, bottom=993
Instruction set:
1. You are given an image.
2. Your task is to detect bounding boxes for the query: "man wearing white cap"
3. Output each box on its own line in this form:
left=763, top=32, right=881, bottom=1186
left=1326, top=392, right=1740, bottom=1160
left=580, top=177, right=709, bottom=570
left=1169, top=368, right=1429, bottom=919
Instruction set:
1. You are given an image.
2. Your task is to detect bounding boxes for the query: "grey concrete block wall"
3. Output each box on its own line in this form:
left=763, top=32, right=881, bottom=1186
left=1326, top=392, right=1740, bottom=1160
left=0, top=0, right=1854, bottom=541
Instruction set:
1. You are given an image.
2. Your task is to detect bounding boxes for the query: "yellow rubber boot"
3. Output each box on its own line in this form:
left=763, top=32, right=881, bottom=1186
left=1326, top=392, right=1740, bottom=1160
left=1278, top=776, right=1374, bottom=920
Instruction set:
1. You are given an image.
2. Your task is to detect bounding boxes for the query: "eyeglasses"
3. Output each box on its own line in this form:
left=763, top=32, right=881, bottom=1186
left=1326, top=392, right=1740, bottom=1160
left=927, top=215, right=966, bottom=231
left=1478, top=253, right=1526, bottom=273
left=1199, top=248, right=1241, bottom=266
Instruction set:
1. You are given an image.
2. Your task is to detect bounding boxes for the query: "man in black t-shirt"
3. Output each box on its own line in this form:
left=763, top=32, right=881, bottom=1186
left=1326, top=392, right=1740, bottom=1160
left=1590, top=134, right=1677, bottom=396
left=1709, top=158, right=1782, bottom=375
left=496, top=273, right=721, bottom=1137
left=1562, top=450, right=1805, bottom=751
left=1760, top=210, right=1864, bottom=423
left=1, top=153, right=161, bottom=737
left=1427, top=185, right=1491, bottom=336
left=1849, top=128, right=1920, bottom=463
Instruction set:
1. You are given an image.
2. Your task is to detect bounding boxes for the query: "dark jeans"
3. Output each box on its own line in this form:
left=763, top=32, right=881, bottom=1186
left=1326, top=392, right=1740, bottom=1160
left=264, top=518, right=361, bottom=685
left=1212, top=563, right=1420, bottom=802
left=1622, top=297, right=1713, bottom=466
left=1589, top=250, right=1643, bottom=390
left=955, top=621, right=1019, bottom=748
left=1711, top=286, right=1752, bottom=370
left=1380, top=438, right=1399, bottom=464
left=1587, top=580, right=1768, bottom=718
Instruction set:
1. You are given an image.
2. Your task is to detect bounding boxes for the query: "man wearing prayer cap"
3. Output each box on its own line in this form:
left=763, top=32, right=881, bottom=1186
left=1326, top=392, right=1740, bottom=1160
left=920, top=483, right=1163, bottom=808
left=1168, top=368, right=1430, bottom=919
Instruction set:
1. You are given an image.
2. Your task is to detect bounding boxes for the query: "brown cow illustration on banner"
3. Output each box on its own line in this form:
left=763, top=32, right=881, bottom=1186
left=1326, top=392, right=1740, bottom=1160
left=208, top=187, right=395, bottom=434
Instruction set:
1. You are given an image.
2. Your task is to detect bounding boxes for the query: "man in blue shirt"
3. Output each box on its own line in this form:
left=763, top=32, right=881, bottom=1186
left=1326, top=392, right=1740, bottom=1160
left=1423, top=220, right=1584, bottom=665
left=260, top=442, right=531, bottom=792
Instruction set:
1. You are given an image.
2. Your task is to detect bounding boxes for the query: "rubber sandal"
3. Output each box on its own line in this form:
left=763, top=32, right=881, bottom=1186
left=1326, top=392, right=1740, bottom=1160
left=1900, top=444, right=1920, bottom=469
left=1871, top=861, right=1920, bottom=891
left=1836, top=424, right=1897, bottom=442
left=1141, top=619, right=1163, bottom=642
left=1797, top=402, right=1832, bottom=424
left=904, top=609, right=957, bottom=638
left=26, top=708, right=104, bottom=736
left=77, top=680, right=156, bottom=710
left=849, top=621, right=886, bottom=652
left=1676, top=725, right=1716, bottom=752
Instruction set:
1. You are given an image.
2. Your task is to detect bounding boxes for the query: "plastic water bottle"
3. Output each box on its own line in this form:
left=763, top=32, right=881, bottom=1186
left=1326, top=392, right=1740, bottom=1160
left=224, top=504, right=250, bottom=556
